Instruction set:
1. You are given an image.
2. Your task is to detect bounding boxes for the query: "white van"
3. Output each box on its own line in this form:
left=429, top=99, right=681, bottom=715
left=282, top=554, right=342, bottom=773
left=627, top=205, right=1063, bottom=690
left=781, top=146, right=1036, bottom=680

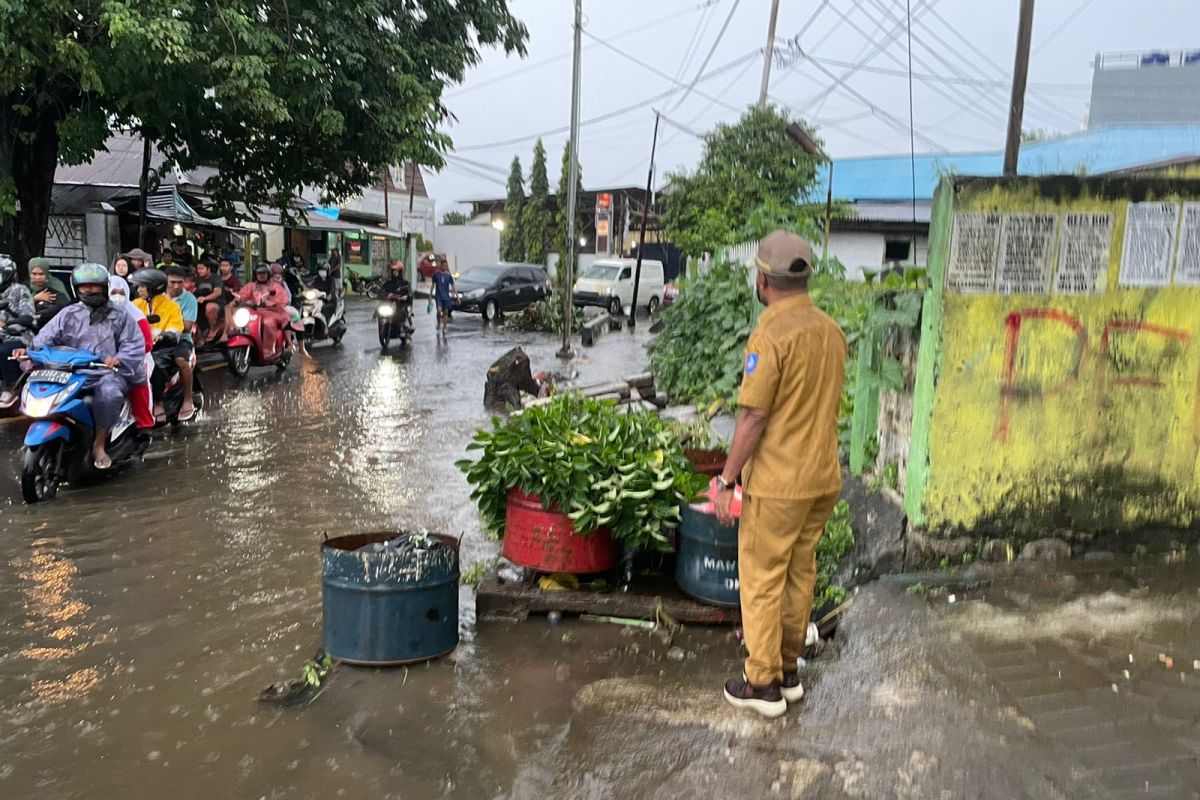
left=571, top=258, right=666, bottom=316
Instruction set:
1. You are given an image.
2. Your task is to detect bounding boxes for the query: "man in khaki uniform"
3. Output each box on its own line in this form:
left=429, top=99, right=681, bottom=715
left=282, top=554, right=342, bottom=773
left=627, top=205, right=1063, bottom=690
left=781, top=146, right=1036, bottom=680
left=714, top=230, right=846, bottom=718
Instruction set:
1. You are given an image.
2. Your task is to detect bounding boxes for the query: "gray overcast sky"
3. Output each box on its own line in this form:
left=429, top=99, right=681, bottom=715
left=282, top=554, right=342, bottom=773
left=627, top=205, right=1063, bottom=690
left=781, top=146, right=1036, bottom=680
left=427, top=0, right=1200, bottom=210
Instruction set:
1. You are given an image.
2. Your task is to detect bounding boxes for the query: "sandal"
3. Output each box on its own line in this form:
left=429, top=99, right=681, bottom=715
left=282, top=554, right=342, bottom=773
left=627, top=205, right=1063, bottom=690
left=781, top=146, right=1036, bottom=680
left=93, top=454, right=113, bottom=470
left=177, top=406, right=195, bottom=422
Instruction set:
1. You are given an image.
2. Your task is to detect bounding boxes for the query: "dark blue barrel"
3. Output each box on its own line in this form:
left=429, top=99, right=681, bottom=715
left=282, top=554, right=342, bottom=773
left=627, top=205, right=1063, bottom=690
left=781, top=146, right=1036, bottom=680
left=675, top=504, right=739, bottom=607
left=322, top=532, right=459, bottom=665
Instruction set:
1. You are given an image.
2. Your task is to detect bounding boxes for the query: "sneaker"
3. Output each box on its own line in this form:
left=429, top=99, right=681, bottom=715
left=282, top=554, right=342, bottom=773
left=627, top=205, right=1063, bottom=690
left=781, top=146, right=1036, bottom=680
left=0, top=390, right=13, bottom=406
left=723, top=677, right=786, bottom=719
left=780, top=671, right=805, bottom=703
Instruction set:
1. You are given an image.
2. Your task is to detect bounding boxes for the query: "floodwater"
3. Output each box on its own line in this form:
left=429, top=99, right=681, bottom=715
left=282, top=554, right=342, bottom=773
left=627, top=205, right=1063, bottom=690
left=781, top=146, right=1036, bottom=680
left=0, top=301, right=737, bottom=799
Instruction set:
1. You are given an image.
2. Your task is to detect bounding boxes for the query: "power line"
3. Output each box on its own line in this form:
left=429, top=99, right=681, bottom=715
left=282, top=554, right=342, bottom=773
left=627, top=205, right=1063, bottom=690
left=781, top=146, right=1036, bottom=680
left=796, top=53, right=1086, bottom=90
left=453, top=50, right=760, bottom=152
left=1033, top=0, right=1097, bottom=55
left=667, top=0, right=743, bottom=112
left=673, top=0, right=720, bottom=83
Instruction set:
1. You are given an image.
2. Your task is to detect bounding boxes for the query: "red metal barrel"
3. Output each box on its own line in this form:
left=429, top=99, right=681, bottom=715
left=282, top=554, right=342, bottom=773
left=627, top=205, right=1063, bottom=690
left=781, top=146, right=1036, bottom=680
left=501, top=488, right=617, bottom=573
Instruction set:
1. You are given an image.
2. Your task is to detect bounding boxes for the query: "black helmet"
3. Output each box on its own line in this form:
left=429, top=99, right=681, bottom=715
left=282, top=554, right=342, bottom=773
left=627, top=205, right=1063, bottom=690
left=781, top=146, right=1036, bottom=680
left=0, top=255, right=15, bottom=286
left=71, top=262, right=110, bottom=292
left=129, top=267, right=168, bottom=298
left=254, top=262, right=271, bottom=276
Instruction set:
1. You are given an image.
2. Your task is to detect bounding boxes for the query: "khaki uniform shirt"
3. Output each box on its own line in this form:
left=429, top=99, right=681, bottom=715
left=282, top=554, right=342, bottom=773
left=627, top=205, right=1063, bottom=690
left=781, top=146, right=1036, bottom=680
left=737, top=293, right=846, bottom=500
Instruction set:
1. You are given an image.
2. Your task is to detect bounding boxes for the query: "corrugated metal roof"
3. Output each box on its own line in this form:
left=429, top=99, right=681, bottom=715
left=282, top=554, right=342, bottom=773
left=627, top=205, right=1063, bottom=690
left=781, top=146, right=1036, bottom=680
left=818, top=124, right=1200, bottom=202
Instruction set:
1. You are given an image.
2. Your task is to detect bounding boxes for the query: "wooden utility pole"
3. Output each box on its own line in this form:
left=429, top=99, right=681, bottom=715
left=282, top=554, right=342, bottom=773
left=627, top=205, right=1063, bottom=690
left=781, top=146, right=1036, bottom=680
left=1003, top=0, right=1036, bottom=177
left=557, top=0, right=583, bottom=359
left=757, top=0, right=782, bottom=108
left=628, top=112, right=660, bottom=330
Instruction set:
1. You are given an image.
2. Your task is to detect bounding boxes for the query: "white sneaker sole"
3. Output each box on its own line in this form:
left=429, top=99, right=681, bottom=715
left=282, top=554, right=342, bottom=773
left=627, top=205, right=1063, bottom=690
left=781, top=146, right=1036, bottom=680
left=781, top=683, right=805, bottom=704
left=723, top=688, right=787, bottom=719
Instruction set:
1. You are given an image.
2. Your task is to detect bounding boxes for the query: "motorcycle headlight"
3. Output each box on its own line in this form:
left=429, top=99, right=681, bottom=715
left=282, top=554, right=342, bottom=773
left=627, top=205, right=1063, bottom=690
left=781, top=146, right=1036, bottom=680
left=378, top=303, right=395, bottom=317
left=304, top=289, right=318, bottom=301
left=232, top=307, right=252, bottom=328
left=23, top=391, right=58, bottom=419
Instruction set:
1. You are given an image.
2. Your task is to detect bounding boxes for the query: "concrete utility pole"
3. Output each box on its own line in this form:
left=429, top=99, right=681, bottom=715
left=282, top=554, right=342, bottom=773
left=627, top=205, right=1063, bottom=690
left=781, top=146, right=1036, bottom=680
left=757, top=0, right=782, bottom=108
left=406, top=162, right=418, bottom=287
left=558, top=0, right=583, bottom=359
left=628, top=111, right=660, bottom=330
left=1003, top=0, right=1036, bottom=177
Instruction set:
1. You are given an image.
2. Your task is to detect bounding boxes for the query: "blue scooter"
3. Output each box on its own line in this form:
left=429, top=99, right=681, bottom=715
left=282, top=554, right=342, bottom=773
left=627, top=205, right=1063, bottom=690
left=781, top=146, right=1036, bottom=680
left=19, top=346, right=149, bottom=503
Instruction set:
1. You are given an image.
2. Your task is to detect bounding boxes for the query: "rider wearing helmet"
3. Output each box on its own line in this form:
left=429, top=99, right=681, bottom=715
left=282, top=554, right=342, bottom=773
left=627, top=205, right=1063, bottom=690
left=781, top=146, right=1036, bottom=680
left=129, top=269, right=191, bottom=422
left=235, top=263, right=290, bottom=359
left=15, top=263, right=146, bottom=469
left=0, top=255, right=36, bottom=401
left=380, top=260, right=414, bottom=333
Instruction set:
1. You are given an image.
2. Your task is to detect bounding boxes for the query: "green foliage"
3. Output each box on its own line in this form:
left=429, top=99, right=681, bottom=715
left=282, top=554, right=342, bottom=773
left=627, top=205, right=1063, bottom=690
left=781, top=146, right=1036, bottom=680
left=503, top=297, right=583, bottom=335
left=905, top=582, right=927, bottom=596
left=869, top=461, right=900, bottom=492
left=816, top=500, right=855, bottom=607
left=647, top=261, right=757, bottom=411
left=670, top=418, right=728, bottom=453
left=555, top=138, right=584, bottom=265
left=456, top=394, right=707, bottom=552
left=501, top=155, right=526, bottom=261
left=460, top=558, right=498, bottom=588
left=442, top=210, right=471, bottom=225
left=664, top=106, right=824, bottom=257
left=0, top=0, right=528, bottom=261
left=522, top=138, right=552, bottom=265
left=300, top=652, right=334, bottom=688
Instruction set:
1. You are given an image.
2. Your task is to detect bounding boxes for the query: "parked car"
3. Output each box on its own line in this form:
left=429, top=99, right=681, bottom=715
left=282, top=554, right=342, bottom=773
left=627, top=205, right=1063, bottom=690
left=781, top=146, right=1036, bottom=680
left=452, top=263, right=552, bottom=321
left=572, top=258, right=665, bottom=316
left=418, top=252, right=449, bottom=281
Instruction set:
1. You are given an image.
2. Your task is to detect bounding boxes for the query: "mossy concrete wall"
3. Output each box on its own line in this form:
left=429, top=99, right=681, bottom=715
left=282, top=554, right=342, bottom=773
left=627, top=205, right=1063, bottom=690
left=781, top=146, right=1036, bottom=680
left=906, top=176, right=1200, bottom=537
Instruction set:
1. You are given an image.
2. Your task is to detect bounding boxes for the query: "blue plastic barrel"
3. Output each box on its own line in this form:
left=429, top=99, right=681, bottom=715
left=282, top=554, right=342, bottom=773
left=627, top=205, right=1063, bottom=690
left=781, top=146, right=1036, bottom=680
left=322, top=532, right=459, bottom=665
left=675, top=504, right=740, bottom=607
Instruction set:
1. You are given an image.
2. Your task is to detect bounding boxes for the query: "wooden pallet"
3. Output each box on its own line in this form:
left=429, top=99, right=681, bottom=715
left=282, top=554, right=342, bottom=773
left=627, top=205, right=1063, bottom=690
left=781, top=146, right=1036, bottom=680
left=475, top=575, right=740, bottom=626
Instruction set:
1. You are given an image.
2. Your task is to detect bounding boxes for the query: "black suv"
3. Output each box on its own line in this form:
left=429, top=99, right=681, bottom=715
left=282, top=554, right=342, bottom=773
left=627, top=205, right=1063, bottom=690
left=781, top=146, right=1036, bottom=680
left=451, top=263, right=552, bottom=321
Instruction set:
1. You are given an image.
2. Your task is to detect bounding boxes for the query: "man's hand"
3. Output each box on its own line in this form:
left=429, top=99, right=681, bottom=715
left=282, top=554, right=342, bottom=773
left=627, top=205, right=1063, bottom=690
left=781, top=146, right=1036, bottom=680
left=34, top=290, right=55, bottom=303
left=102, top=356, right=120, bottom=369
left=714, top=486, right=736, bottom=526
left=10, top=348, right=26, bottom=361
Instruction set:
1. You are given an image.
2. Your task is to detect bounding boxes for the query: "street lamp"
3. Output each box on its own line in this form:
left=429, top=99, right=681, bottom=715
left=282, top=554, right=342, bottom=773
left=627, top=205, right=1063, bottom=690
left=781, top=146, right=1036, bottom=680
left=492, top=218, right=506, bottom=232
left=787, top=123, right=833, bottom=263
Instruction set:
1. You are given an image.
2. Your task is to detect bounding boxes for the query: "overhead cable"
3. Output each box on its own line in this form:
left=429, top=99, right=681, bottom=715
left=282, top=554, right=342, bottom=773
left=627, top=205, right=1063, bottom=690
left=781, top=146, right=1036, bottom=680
left=667, top=0, right=743, bottom=112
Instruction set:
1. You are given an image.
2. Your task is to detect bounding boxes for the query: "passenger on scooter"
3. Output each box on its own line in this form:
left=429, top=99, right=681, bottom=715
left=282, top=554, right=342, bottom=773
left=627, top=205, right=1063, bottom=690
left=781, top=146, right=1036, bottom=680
left=380, top=260, right=415, bottom=333
left=0, top=255, right=36, bottom=403
left=218, top=257, right=243, bottom=296
left=236, top=264, right=290, bottom=358
left=270, top=262, right=292, bottom=303
left=193, top=259, right=225, bottom=346
left=129, top=269, right=192, bottom=422
left=313, top=261, right=339, bottom=321
left=165, top=268, right=198, bottom=421
left=28, top=259, right=70, bottom=331
left=15, top=264, right=146, bottom=469
left=109, top=275, right=156, bottom=430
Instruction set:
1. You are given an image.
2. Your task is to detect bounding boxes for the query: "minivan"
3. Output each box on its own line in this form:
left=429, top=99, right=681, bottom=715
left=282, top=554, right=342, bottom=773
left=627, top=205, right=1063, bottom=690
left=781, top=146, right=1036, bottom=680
left=451, top=263, right=552, bottom=321
left=572, top=258, right=665, bottom=316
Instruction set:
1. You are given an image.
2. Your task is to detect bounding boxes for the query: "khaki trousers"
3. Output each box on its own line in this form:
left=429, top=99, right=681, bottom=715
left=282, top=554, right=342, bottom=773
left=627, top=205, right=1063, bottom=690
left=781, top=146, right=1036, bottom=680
left=738, top=490, right=841, bottom=687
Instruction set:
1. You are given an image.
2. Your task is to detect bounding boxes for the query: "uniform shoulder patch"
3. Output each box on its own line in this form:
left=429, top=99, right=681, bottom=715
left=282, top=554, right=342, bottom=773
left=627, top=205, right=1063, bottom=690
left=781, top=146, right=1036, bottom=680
left=745, top=352, right=759, bottom=374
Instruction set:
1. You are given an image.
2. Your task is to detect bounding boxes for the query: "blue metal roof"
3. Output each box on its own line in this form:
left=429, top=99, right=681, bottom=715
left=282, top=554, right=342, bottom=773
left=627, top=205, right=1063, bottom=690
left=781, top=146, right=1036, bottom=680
left=817, top=124, right=1200, bottom=202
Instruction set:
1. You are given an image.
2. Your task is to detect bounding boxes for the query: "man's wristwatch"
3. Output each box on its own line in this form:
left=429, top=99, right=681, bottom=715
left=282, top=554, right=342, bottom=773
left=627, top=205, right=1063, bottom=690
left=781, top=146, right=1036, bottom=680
left=715, top=475, right=736, bottom=492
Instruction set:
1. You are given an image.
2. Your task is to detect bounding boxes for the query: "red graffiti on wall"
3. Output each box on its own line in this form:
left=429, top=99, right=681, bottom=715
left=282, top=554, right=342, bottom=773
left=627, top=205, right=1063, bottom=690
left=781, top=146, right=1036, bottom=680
left=994, top=309, right=1191, bottom=443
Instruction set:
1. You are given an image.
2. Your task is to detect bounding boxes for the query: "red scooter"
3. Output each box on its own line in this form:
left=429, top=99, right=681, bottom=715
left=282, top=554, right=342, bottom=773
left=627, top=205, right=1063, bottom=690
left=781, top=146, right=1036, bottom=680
left=226, top=301, right=292, bottom=378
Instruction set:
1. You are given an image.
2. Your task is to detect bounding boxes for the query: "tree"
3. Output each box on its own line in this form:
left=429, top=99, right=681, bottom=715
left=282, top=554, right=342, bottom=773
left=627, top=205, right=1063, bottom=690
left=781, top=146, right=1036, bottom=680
left=555, top=139, right=584, bottom=278
left=663, top=105, right=823, bottom=257
left=522, top=138, right=551, bottom=265
left=0, top=1, right=528, bottom=275
left=500, top=155, right=525, bottom=260
left=441, top=210, right=471, bottom=225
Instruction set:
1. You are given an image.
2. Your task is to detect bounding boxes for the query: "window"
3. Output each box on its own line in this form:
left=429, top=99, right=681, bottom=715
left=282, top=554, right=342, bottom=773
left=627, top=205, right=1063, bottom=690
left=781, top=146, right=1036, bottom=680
left=619, top=267, right=632, bottom=280
left=884, top=240, right=911, bottom=263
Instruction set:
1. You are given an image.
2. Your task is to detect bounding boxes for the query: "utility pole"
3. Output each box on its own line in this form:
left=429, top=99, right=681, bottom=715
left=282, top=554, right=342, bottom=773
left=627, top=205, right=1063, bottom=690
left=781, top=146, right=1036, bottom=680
left=406, top=161, right=418, bottom=287
left=757, top=0, right=782, bottom=108
left=558, top=0, right=583, bottom=359
left=628, top=112, right=660, bottom=330
left=1003, top=0, right=1036, bottom=177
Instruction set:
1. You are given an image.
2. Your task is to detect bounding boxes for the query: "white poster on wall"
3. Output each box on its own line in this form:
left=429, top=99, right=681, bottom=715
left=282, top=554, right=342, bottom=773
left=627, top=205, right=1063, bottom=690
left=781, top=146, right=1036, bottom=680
left=1174, top=202, right=1200, bottom=286
left=995, top=213, right=1056, bottom=294
left=947, top=212, right=1001, bottom=293
left=1118, top=201, right=1179, bottom=287
left=1054, top=212, right=1114, bottom=294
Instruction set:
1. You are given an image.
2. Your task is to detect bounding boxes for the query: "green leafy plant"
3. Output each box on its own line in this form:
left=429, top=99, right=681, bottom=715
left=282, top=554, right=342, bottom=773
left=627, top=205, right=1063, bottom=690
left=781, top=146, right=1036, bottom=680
left=670, top=418, right=728, bottom=453
left=503, top=296, right=583, bottom=335
left=456, top=394, right=707, bottom=552
left=816, top=500, right=855, bottom=607
left=460, top=558, right=498, bottom=588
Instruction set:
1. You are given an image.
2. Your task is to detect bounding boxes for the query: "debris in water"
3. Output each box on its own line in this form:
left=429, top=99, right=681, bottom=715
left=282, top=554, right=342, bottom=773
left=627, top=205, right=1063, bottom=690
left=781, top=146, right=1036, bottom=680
left=547, top=610, right=562, bottom=625
left=580, top=614, right=656, bottom=630
left=259, top=649, right=336, bottom=707
left=538, top=573, right=580, bottom=592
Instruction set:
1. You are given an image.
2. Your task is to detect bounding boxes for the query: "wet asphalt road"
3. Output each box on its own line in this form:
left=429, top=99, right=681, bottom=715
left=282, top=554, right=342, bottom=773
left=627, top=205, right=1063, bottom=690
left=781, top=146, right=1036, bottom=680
left=0, top=300, right=734, bottom=799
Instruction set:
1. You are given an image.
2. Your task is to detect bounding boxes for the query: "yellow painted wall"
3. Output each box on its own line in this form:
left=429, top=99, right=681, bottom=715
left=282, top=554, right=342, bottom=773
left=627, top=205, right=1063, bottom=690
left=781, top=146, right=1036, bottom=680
left=923, top=182, right=1200, bottom=534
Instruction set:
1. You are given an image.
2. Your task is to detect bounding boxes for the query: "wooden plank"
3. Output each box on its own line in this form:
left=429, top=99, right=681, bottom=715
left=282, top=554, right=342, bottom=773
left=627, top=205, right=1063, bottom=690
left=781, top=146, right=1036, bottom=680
left=475, top=576, right=740, bottom=626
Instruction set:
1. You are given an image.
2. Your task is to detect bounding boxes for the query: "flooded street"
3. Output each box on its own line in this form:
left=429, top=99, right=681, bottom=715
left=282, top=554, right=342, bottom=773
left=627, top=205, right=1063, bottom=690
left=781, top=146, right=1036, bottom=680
left=0, top=301, right=733, bottom=799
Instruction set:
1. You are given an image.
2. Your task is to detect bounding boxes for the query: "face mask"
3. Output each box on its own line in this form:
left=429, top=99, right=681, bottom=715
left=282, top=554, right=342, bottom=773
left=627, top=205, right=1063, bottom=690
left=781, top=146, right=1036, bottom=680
left=318, top=270, right=328, bottom=279
left=81, top=292, right=107, bottom=308
left=109, top=294, right=127, bottom=305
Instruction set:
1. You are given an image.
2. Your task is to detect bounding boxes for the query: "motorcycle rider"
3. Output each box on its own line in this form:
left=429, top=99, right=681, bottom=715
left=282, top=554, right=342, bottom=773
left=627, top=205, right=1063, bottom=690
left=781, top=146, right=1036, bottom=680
left=14, top=264, right=146, bottom=469
left=312, top=260, right=339, bottom=323
left=164, top=268, right=198, bottom=421
left=379, top=260, right=415, bottom=334
left=235, top=263, right=290, bottom=360
left=0, top=255, right=36, bottom=403
left=129, top=269, right=188, bottom=423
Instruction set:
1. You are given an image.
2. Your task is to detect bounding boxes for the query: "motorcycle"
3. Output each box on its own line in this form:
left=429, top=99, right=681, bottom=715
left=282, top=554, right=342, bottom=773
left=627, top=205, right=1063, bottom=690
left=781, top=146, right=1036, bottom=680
left=150, top=332, right=204, bottom=427
left=375, top=295, right=413, bottom=351
left=226, top=301, right=292, bottom=378
left=18, top=346, right=149, bottom=503
left=347, top=271, right=384, bottom=298
left=300, top=287, right=347, bottom=347
left=0, top=316, right=33, bottom=417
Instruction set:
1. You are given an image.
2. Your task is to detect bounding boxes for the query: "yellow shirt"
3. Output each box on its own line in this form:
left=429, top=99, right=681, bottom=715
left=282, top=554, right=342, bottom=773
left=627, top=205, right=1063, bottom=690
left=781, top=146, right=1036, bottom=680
left=737, top=293, right=846, bottom=500
left=134, top=295, right=185, bottom=336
